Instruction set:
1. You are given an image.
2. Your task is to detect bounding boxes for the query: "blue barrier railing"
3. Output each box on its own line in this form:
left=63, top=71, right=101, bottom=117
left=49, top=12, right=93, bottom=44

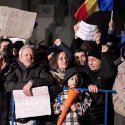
left=11, top=88, right=116, bottom=125
left=61, top=88, right=116, bottom=125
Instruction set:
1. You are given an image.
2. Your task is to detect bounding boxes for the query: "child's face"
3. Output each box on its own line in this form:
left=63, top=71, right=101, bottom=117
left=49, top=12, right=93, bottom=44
left=68, top=74, right=78, bottom=88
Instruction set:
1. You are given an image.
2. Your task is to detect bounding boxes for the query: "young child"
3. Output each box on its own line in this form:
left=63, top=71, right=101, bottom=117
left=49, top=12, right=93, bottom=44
left=52, top=68, right=92, bottom=125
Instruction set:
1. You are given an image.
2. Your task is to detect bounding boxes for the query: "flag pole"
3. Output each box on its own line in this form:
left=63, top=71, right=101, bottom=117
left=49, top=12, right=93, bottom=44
left=111, top=10, right=113, bottom=21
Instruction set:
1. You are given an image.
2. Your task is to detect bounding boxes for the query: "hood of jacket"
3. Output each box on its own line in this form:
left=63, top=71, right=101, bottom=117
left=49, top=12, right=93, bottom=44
left=63, top=67, right=83, bottom=88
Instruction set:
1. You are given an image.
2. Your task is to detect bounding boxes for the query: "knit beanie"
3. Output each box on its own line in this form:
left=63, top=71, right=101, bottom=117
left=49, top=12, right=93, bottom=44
left=87, top=47, right=101, bottom=60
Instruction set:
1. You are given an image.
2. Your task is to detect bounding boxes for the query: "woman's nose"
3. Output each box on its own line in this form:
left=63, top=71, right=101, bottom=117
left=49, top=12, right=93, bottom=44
left=62, top=58, right=67, bottom=61
left=89, top=60, right=93, bottom=65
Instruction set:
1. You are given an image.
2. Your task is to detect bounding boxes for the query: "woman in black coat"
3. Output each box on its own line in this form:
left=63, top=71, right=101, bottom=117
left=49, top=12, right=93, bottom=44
left=83, top=46, right=116, bottom=125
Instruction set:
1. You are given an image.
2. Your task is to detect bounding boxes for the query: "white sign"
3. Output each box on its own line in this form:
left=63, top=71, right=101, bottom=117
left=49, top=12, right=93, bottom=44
left=0, top=6, right=37, bottom=39
left=76, top=21, right=98, bottom=41
left=13, top=86, right=51, bottom=119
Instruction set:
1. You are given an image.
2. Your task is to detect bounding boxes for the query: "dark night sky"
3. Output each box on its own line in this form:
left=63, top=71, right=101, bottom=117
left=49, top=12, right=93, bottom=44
left=85, top=0, right=125, bottom=34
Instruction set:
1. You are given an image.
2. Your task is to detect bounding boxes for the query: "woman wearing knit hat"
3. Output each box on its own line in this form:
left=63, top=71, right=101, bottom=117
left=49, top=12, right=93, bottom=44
left=83, top=45, right=116, bottom=125
left=87, top=46, right=101, bottom=71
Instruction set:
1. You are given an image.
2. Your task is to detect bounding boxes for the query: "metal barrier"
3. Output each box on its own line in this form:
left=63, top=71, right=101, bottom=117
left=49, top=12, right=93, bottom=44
left=11, top=88, right=116, bottom=125
left=61, top=88, right=116, bottom=125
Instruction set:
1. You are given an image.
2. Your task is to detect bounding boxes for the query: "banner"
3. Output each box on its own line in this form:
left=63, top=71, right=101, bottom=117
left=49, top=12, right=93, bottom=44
left=13, top=86, right=51, bottom=119
left=0, top=6, right=37, bottom=39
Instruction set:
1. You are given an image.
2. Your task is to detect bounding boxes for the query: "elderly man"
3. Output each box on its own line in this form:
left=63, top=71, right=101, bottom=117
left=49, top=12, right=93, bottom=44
left=4, top=44, right=53, bottom=125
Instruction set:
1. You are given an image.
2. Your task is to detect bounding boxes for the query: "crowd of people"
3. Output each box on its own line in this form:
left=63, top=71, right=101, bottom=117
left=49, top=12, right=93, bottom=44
left=0, top=19, right=125, bottom=125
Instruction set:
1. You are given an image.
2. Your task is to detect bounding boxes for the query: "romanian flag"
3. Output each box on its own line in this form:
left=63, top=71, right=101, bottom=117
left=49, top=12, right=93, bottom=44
left=75, top=0, right=114, bottom=21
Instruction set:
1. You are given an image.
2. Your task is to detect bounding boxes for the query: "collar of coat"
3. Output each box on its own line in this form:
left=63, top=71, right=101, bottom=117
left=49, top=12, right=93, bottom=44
left=17, top=59, right=38, bottom=71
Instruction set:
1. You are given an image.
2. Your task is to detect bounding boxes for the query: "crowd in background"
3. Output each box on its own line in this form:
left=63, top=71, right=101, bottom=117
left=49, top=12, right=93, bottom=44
left=0, top=19, right=125, bottom=125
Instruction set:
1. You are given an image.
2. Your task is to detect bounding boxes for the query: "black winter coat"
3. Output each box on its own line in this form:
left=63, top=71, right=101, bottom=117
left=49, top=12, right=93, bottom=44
left=83, top=53, right=116, bottom=125
left=4, top=60, right=54, bottom=123
left=85, top=53, right=116, bottom=104
left=0, top=70, right=10, bottom=125
left=4, top=60, right=53, bottom=92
